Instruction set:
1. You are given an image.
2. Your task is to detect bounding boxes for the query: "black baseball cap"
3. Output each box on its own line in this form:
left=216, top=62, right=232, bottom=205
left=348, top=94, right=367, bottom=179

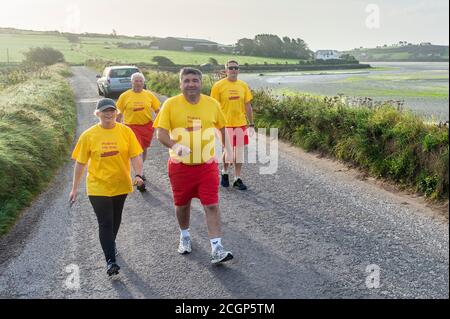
left=96, top=98, right=117, bottom=112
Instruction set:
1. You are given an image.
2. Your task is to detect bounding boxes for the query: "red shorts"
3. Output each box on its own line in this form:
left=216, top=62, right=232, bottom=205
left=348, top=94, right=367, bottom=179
left=168, top=159, right=219, bottom=206
left=225, top=126, right=249, bottom=147
left=126, top=122, right=154, bottom=149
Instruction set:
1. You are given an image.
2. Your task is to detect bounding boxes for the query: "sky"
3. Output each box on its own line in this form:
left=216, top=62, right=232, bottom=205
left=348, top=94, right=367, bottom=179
left=0, top=0, right=448, bottom=51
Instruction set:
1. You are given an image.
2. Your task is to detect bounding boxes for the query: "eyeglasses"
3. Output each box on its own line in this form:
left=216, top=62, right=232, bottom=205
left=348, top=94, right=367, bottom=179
left=227, top=66, right=239, bottom=70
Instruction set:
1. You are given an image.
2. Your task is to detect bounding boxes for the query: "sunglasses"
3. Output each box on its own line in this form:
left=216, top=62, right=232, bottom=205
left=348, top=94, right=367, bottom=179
left=227, top=66, right=239, bottom=70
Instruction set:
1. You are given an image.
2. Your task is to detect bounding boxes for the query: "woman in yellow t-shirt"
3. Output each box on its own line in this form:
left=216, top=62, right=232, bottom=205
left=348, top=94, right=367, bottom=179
left=69, top=98, right=144, bottom=276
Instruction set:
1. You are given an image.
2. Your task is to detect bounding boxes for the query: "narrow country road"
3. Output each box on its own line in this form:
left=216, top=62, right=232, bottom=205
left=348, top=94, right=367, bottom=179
left=0, top=66, right=448, bottom=299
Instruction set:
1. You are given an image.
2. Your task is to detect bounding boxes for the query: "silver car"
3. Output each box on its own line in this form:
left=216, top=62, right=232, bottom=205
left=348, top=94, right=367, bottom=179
left=96, top=65, right=142, bottom=98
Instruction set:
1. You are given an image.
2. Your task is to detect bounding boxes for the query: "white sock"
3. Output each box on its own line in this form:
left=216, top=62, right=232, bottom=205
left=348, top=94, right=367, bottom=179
left=180, top=228, right=190, bottom=238
left=210, top=238, right=222, bottom=251
left=234, top=176, right=241, bottom=181
left=222, top=168, right=228, bottom=174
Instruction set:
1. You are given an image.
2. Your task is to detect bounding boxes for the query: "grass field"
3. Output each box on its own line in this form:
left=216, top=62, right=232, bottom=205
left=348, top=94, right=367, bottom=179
left=0, top=32, right=300, bottom=65
left=339, top=72, right=449, bottom=98
left=346, top=45, right=449, bottom=62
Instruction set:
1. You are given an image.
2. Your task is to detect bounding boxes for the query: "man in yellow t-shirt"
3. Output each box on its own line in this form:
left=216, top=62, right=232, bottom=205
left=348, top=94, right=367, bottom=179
left=69, top=98, right=144, bottom=276
left=211, top=60, right=254, bottom=191
left=116, top=72, right=160, bottom=162
left=153, top=67, right=233, bottom=264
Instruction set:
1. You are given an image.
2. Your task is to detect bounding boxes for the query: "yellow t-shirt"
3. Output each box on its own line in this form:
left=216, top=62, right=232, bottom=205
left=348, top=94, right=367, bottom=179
left=71, top=123, right=143, bottom=196
left=116, top=89, right=161, bottom=125
left=153, top=94, right=226, bottom=165
left=210, top=78, right=253, bottom=127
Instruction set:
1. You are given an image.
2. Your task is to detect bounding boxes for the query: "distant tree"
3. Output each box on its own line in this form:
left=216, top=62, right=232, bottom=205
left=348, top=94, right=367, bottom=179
left=24, top=47, right=65, bottom=65
left=235, top=38, right=255, bottom=56
left=235, top=34, right=313, bottom=59
left=340, top=54, right=359, bottom=63
left=295, top=38, right=314, bottom=60
left=254, top=34, right=284, bottom=57
left=64, top=33, right=80, bottom=43
left=152, top=56, right=175, bottom=66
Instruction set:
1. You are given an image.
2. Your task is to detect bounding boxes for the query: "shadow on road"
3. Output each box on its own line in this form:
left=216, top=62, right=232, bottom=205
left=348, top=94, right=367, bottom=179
left=111, top=257, right=161, bottom=298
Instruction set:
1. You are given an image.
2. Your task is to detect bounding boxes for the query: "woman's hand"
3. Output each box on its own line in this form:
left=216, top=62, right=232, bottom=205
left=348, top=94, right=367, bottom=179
left=133, top=175, right=144, bottom=187
left=69, top=189, right=77, bottom=207
left=247, top=125, right=255, bottom=138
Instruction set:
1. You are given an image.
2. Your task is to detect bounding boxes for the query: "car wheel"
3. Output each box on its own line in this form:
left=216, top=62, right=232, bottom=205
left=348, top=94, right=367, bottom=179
left=103, top=87, right=110, bottom=98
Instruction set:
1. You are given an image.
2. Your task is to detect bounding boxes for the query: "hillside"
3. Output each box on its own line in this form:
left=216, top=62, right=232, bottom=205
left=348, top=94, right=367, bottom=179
left=0, top=28, right=300, bottom=65
left=346, top=44, right=449, bottom=62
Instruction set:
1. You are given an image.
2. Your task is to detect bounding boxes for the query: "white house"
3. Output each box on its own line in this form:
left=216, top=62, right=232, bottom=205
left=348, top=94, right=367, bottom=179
left=315, top=50, right=341, bottom=60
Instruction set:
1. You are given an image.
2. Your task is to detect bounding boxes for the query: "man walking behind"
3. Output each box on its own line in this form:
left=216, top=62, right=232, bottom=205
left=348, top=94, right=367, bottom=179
left=211, top=60, right=255, bottom=191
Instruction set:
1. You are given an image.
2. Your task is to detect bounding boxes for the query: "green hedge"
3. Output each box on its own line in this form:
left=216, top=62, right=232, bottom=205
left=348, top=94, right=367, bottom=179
left=0, top=64, right=76, bottom=236
left=252, top=90, right=448, bottom=199
left=143, top=70, right=214, bottom=97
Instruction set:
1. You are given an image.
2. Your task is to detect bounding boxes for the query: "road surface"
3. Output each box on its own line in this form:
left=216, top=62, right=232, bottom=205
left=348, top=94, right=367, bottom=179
left=0, top=66, right=448, bottom=299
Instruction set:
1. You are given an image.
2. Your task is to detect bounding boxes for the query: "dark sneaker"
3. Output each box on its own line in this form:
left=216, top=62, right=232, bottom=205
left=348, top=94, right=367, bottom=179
left=233, top=178, right=247, bottom=191
left=221, top=173, right=230, bottom=187
left=106, top=260, right=120, bottom=276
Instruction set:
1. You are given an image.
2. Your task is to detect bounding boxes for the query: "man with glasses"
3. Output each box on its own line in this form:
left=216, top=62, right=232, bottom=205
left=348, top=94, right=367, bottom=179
left=211, top=60, right=255, bottom=191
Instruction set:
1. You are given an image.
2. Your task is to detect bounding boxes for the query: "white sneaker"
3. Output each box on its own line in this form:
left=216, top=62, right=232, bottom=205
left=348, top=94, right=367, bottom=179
left=178, top=236, right=192, bottom=254
left=211, top=245, right=233, bottom=264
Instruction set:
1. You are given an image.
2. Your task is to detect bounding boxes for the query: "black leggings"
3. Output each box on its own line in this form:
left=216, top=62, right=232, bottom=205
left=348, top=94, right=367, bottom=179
left=89, top=194, right=127, bottom=263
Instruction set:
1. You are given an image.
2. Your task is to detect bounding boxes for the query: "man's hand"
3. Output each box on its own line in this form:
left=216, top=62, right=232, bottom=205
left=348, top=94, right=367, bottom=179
left=247, top=125, right=255, bottom=138
left=223, top=141, right=234, bottom=164
left=171, top=143, right=191, bottom=157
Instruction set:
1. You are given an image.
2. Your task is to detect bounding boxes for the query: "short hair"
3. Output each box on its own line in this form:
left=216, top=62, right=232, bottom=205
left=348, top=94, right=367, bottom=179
left=131, top=72, right=145, bottom=82
left=225, top=60, right=239, bottom=68
left=179, top=67, right=202, bottom=82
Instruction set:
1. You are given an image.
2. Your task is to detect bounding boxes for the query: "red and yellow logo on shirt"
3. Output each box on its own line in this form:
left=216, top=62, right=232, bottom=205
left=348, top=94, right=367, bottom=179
left=116, top=90, right=161, bottom=125
left=210, top=79, right=253, bottom=127
left=100, top=141, right=119, bottom=157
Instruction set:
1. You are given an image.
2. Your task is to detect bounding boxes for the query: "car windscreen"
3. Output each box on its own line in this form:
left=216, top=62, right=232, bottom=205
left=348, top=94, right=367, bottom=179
left=109, top=68, right=139, bottom=78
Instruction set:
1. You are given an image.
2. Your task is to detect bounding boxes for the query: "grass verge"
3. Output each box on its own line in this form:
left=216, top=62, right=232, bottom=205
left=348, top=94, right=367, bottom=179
left=252, top=90, right=448, bottom=200
left=0, top=63, right=76, bottom=236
